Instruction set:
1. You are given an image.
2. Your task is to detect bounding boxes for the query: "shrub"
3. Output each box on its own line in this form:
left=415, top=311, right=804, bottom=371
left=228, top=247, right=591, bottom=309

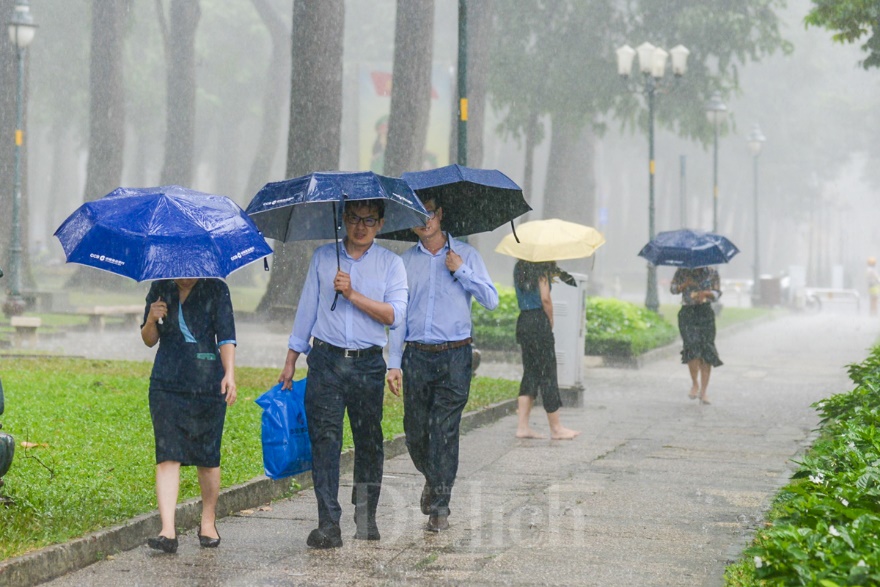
left=584, top=298, right=677, bottom=357
left=472, top=288, right=678, bottom=358
left=729, top=346, right=880, bottom=586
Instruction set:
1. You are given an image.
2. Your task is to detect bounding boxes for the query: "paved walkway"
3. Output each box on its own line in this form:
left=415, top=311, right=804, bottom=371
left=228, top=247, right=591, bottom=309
left=22, top=312, right=880, bottom=586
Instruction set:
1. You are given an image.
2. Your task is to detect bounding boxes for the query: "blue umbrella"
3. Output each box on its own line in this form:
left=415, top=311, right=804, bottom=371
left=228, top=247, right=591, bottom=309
left=245, top=171, right=430, bottom=242
left=638, top=229, right=740, bottom=268
left=245, top=170, right=430, bottom=310
left=379, top=164, right=531, bottom=242
left=54, top=185, right=273, bottom=281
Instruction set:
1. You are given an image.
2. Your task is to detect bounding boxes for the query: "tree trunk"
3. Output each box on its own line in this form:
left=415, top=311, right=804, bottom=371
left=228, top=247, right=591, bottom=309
left=522, top=109, right=539, bottom=220
left=83, top=0, right=127, bottom=202
left=384, top=0, right=434, bottom=177
left=463, top=0, right=493, bottom=168
left=542, top=116, right=597, bottom=275
left=256, top=0, right=345, bottom=318
left=159, top=0, right=200, bottom=186
left=245, top=0, right=290, bottom=198
left=65, top=1, right=128, bottom=289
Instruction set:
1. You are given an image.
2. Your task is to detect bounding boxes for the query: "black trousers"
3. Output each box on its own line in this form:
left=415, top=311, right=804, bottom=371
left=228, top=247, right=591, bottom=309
left=516, top=309, right=562, bottom=413
left=402, top=344, right=472, bottom=517
left=305, top=344, right=386, bottom=528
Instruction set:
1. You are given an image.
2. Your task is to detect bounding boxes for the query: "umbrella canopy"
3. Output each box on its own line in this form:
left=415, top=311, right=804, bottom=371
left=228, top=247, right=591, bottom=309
left=494, top=219, right=606, bottom=262
left=54, top=185, right=273, bottom=282
left=245, top=170, right=430, bottom=242
left=637, top=229, right=740, bottom=268
left=379, top=164, right=531, bottom=241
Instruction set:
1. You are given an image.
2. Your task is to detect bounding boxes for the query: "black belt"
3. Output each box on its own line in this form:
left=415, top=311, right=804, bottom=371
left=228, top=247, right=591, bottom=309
left=407, top=337, right=473, bottom=353
left=313, top=338, right=383, bottom=358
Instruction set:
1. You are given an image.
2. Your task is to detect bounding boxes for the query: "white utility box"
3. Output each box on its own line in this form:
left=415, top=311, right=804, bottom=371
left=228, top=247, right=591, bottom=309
left=552, top=272, right=588, bottom=390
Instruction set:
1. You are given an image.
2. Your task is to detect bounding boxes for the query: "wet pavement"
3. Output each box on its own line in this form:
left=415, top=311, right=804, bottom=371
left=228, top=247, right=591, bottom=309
left=7, top=312, right=878, bottom=586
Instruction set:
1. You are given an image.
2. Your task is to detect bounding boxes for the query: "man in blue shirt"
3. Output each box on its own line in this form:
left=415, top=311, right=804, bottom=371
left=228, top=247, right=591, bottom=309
left=387, top=197, right=498, bottom=532
left=280, top=199, right=407, bottom=549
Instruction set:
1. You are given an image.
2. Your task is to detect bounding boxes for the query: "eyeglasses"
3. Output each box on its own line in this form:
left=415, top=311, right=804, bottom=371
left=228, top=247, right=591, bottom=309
left=344, top=214, right=379, bottom=227
left=425, top=209, right=438, bottom=220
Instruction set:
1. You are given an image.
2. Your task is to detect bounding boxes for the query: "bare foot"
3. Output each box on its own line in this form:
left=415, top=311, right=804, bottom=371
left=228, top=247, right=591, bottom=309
left=550, top=427, right=581, bottom=440
left=688, top=385, right=699, bottom=399
left=515, top=428, right=546, bottom=439
left=699, top=393, right=711, bottom=405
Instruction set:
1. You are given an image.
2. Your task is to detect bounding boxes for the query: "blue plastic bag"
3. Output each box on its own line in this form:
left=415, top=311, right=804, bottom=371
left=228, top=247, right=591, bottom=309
left=255, top=379, right=312, bottom=479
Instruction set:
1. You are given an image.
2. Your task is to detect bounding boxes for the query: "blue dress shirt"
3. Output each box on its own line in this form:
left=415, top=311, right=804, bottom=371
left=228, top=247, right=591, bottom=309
left=388, top=236, right=498, bottom=369
left=288, top=240, right=407, bottom=354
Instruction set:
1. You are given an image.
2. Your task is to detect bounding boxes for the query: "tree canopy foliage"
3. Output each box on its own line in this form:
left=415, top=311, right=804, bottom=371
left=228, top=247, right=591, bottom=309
left=490, top=0, right=793, bottom=145
left=805, top=0, right=880, bottom=69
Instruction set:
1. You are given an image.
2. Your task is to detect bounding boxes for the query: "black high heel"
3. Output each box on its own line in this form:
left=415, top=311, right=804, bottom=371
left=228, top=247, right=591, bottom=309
left=147, top=535, right=178, bottom=553
left=198, top=525, right=221, bottom=548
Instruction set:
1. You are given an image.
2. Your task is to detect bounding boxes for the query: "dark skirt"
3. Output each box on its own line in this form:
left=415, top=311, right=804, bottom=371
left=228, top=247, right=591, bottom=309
left=149, top=388, right=227, bottom=467
left=678, top=303, right=722, bottom=367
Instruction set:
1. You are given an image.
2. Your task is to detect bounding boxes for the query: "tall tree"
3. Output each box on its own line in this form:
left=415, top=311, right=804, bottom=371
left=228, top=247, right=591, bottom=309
left=65, top=1, right=129, bottom=288
left=256, top=0, right=345, bottom=317
left=490, top=0, right=791, bottom=229
left=158, top=0, right=200, bottom=186
left=245, top=0, right=291, bottom=198
left=384, top=0, right=434, bottom=177
left=83, top=1, right=128, bottom=203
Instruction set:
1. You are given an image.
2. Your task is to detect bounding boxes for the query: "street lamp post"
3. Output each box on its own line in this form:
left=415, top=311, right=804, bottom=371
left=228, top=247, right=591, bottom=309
left=705, top=91, right=727, bottom=233
left=747, top=123, right=766, bottom=306
left=616, top=42, right=689, bottom=312
left=5, top=0, right=36, bottom=313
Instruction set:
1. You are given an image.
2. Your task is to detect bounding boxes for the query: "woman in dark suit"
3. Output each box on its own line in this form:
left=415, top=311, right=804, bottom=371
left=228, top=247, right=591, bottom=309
left=141, top=278, right=237, bottom=553
left=513, top=260, right=580, bottom=440
left=670, top=266, right=723, bottom=404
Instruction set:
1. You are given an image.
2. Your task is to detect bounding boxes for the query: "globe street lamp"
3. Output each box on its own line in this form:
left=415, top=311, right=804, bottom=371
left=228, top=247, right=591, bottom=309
left=705, top=91, right=727, bottom=233
left=617, top=42, right=689, bottom=312
left=5, top=0, right=36, bottom=313
left=747, top=123, right=766, bottom=306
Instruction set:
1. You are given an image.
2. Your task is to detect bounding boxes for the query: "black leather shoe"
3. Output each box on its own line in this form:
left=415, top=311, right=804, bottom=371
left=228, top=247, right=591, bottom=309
left=198, top=525, right=221, bottom=548
left=353, top=522, right=380, bottom=540
left=306, top=525, right=342, bottom=549
left=426, top=514, right=449, bottom=532
left=420, top=482, right=431, bottom=515
left=147, top=535, right=178, bottom=553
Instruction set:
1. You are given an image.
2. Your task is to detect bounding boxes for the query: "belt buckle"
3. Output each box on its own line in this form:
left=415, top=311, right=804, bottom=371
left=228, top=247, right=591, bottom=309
left=343, top=348, right=357, bottom=359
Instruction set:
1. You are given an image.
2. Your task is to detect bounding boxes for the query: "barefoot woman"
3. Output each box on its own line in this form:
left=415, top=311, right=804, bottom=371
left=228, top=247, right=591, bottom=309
left=513, top=260, right=580, bottom=440
left=670, top=266, right=723, bottom=404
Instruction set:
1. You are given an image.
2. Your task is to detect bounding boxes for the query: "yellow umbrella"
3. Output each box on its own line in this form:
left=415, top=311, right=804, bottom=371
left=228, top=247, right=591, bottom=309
left=494, top=218, right=606, bottom=262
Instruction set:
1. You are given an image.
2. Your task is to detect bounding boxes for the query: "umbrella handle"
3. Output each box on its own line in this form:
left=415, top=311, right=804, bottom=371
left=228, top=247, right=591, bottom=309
left=510, top=221, right=521, bottom=243
left=332, top=201, right=341, bottom=312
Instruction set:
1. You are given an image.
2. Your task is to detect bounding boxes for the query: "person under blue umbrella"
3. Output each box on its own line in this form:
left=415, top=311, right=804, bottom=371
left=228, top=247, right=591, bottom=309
left=141, top=277, right=238, bottom=553
left=277, top=198, right=407, bottom=549
left=670, top=266, right=723, bottom=405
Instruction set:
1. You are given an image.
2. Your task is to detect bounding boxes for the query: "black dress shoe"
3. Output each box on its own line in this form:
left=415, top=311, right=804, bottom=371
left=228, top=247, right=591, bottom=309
left=147, top=535, right=178, bottom=553
left=420, top=482, right=431, bottom=515
left=353, top=522, right=380, bottom=541
left=306, top=525, right=342, bottom=549
left=426, top=514, right=449, bottom=532
left=198, top=525, right=221, bottom=548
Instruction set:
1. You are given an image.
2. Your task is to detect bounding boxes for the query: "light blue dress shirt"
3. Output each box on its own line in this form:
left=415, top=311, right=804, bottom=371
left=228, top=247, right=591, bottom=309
left=388, top=236, right=498, bottom=369
left=287, top=240, right=407, bottom=354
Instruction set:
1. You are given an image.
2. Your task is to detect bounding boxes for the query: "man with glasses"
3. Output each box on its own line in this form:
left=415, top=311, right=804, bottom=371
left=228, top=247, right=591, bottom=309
left=387, top=198, right=498, bottom=532
left=279, top=198, right=407, bottom=548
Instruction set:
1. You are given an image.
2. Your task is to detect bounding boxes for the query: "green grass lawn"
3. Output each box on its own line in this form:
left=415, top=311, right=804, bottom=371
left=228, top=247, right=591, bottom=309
left=0, top=357, right=517, bottom=560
